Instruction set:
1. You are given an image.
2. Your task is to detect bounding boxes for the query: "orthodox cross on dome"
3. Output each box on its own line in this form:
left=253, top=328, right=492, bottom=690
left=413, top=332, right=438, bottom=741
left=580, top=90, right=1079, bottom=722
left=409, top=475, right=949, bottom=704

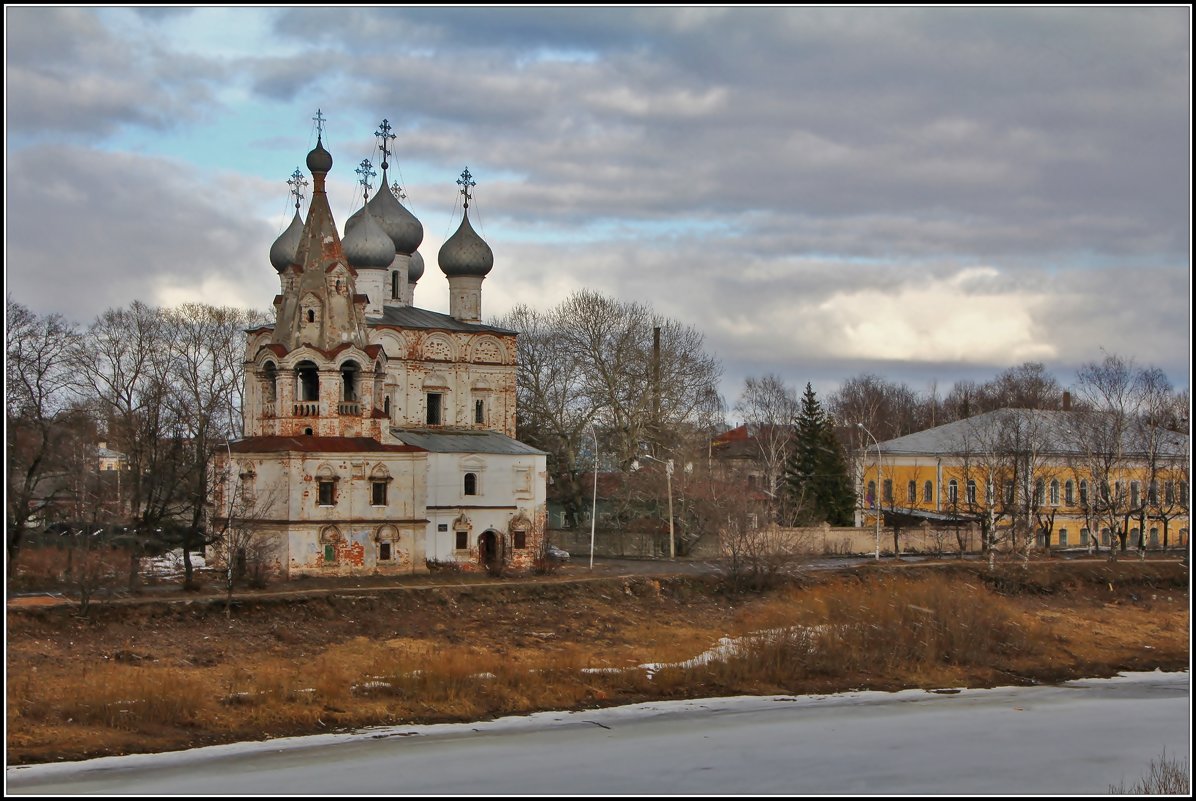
left=356, top=158, right=377, bottom=201
left=286, top=167, right=308, bottom=211
left=457, top=167, right=476, bottom=210
left=374, top=118, right=395, bottom=172
left=392, top=180, right=406, bottom=201
left=312, top=108, right=326, bottom=138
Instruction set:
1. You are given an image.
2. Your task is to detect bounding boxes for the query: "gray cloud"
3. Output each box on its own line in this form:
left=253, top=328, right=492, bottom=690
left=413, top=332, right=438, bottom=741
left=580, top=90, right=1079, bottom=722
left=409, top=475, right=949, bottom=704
left=5, top=146, right=279, bottom=324
left=6, top=7, right=1188, bottom=396
left=5, top=7, right=225, bottom=138
left=246, top=8, right=1192, bottom=264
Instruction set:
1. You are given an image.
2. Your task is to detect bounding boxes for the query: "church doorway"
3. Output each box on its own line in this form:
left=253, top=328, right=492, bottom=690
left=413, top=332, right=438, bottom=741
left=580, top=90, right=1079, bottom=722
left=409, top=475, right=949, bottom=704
left=478, top=529, right=503, bottom=571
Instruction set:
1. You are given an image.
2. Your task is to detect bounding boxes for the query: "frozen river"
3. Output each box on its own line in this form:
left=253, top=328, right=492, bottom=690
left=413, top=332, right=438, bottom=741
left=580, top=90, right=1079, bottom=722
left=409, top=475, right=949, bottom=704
left=6, top=671, right=1189, bottom=795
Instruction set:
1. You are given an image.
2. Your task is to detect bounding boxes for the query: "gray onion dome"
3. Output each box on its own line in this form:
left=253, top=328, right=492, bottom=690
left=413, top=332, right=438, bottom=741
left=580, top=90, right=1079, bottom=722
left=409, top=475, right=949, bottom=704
left=408, top=250, right=425, bottom=284
left=366, top=185, right=423, bottom=256
left=342, top=207, right=394, bottom=270
left=344, top=204, right=367, bottom=237
left=306, top=137, right=333, bottom=174
left=269, top=210, right=304, bottom=272
left=438, top=210, right=493, bottom=277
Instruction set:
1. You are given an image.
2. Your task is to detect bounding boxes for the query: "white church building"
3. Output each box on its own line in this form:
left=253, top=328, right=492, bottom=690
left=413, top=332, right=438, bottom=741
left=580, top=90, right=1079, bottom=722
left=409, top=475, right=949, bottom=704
left=216, top=117, right=547, bottom=579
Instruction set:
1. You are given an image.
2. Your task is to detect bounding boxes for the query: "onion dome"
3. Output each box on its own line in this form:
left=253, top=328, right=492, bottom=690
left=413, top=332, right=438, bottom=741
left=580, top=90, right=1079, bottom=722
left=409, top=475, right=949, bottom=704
left=408, top=250, right=425, bottom=284
left=342, top=207, right=394, bottom=270
left=344, top=204, right=367, bottom=237
left=269, top=210, right=304, bottom=272
left=438, top=210, right=493, bottom=277
left=366, top=185, right=424, bottom=256
left=306, top=136, right=333, bottom=174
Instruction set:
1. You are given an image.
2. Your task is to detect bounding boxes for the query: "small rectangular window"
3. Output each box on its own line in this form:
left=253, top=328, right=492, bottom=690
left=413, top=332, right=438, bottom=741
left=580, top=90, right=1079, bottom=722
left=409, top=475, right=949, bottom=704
left=455, top=530, right=468, bottom=550
left=513, top=530, right=527, bottom=549
left=318, top=480, right=335, bottom=506
left=427, top=393, right=442, bottom=425
left=474, top=399, right=485, bottom=424
left=371, top=481, right=387, bottom=506
left=379, top=542, right=392, bottom=561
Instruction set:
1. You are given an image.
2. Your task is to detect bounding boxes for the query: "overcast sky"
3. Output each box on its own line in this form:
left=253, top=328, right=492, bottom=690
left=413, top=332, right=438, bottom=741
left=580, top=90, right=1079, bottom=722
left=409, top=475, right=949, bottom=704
left=4, top=7, right=1190, bottom=404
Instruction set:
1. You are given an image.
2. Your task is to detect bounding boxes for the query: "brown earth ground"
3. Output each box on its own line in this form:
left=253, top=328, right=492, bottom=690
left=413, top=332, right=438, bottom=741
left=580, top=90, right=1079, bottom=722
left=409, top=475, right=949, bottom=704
left=6, top=558, right=1190, bottom=766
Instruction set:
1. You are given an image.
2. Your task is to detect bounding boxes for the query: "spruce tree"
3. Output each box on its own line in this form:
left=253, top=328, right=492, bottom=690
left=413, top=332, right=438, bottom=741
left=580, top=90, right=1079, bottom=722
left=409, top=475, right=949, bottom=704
left=784, top=383, right=856, bottom=525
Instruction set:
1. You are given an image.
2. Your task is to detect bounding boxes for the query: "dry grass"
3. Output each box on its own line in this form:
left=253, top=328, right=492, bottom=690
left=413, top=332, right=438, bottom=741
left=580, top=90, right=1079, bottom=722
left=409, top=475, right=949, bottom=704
left=6, top=565, right=1189, bottom=764
left=1109, top=749, right=1191, bottom=794
left=695, top=574, right=1044, bottom=691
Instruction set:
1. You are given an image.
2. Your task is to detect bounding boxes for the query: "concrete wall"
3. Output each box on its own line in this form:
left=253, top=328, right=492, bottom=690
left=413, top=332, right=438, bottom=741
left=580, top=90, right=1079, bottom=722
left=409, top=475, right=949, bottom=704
left=227, top=451, right=429, bottom=579
left=552, top=521, right=1189, bottom=560
left=423, top=451, right=547, bottom=569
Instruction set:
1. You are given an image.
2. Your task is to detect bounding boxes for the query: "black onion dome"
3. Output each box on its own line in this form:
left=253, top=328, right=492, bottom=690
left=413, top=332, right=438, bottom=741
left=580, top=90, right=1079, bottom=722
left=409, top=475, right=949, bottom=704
left=438, top=210, right=493, bottom=277
left=306, top=137, right=333, bottom=174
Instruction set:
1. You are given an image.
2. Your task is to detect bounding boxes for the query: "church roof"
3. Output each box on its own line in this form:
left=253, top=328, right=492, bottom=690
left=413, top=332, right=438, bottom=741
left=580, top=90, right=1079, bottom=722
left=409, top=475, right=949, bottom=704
left=878, top=408, right=1187, bottom=458
left=391, top=428, right=545, bottom=455
left=230, top=436, right=424, bottom=454
left=368, top=305, right=515, bottom=335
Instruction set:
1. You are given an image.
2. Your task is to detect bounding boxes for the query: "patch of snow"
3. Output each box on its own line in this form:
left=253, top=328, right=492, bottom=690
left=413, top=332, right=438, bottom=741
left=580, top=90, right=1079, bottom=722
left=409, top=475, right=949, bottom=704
left=140, top=549, right=205, bottom=577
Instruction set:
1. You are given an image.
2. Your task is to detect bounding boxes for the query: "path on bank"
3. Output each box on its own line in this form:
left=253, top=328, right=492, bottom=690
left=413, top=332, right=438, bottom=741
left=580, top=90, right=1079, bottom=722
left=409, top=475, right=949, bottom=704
left=8, top=553, right=1186, bottom=612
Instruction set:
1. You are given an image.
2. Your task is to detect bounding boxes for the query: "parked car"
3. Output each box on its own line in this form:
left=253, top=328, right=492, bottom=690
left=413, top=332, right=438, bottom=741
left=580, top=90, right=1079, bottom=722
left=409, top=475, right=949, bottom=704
left=545, top=544, right=570, bottom=562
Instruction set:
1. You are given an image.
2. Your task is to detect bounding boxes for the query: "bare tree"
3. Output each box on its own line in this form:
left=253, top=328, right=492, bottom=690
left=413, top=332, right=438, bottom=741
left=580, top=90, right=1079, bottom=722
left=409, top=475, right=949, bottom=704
left=986, top=361, right=1065, bottom=411
left=73, top=302, right=187, bottom=541
left=733, top=374, right=798, bottom=516
left=5, top=298, right=84, bottom=565
left=716, top=489, right=809, bottom=592
left=209, top=466, right=282, bottom=615
left=494, top=303, right=594, bottom=528
left=554, top=290, right=722, bottom=465
left=162, top=303, right=262, bottom=587
left=1069, top=353, right=1146, bottom=558
left=829, top=373, right=924, bottom=442
left=494, top=290, right=723, bottom=538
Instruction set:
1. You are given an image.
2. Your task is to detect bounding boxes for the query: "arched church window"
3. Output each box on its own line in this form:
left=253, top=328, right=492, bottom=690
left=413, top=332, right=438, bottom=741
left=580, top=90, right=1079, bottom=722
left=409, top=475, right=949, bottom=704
left=341, top=361, right=360, bottom=402
left=464, top=472, right=478, bottom=496
left=264, top=361, right=278, bottom=402
left=296, top=361, right=319, bottom=402
left=307, top=309, right=315, bottom=323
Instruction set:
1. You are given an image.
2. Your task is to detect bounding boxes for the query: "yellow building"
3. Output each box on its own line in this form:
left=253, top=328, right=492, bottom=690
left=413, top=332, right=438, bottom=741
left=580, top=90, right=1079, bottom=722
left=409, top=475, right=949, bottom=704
left=859, top=409, right=1189, bottom=552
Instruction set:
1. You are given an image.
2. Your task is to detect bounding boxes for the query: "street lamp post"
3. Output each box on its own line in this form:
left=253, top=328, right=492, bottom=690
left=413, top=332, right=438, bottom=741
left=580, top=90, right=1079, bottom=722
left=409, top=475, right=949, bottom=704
left=638, top=454, right=675, bottom=558
left=589, top=424, right=598, bottom=571
left=857, top=423, right=882, bottom=560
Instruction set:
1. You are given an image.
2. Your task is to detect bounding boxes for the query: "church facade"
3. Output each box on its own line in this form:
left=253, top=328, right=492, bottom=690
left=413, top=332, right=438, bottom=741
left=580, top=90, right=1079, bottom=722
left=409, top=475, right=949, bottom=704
left=216, top=119, right=546, bottom=579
